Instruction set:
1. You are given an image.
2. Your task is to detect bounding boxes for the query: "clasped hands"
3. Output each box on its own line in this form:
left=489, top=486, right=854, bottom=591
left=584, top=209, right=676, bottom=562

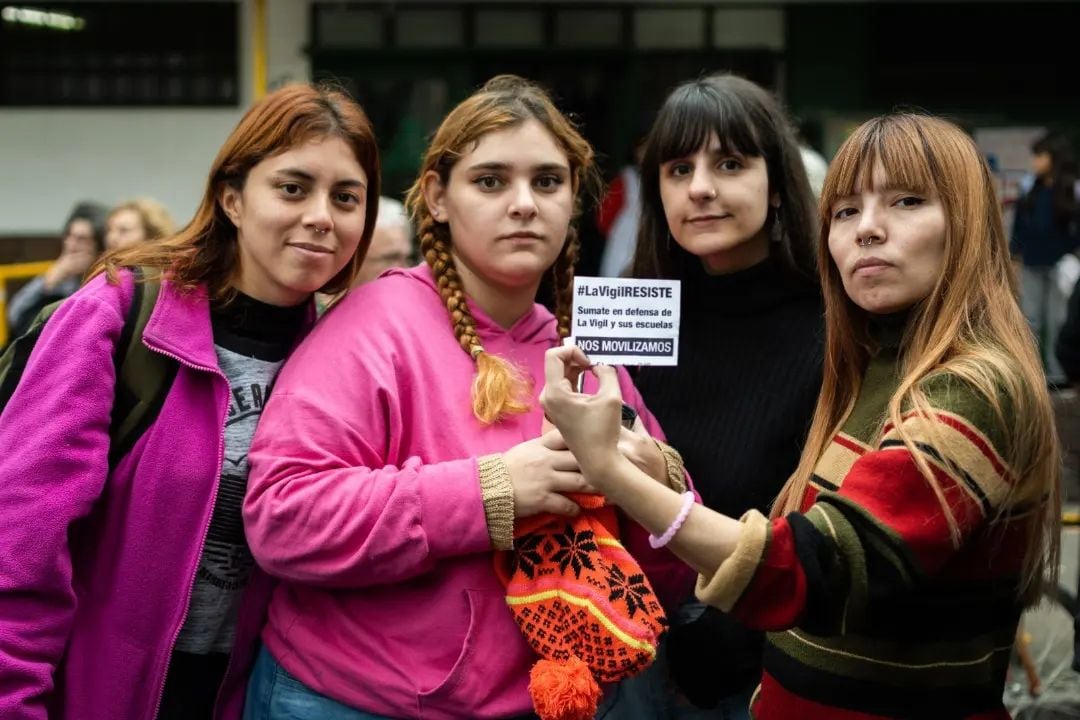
left=505, top=345, right=657, bottom=519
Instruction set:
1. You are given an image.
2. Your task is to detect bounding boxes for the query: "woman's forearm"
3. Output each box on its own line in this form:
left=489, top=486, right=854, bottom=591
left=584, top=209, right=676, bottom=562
left=594, top=456, right=744, bottom=578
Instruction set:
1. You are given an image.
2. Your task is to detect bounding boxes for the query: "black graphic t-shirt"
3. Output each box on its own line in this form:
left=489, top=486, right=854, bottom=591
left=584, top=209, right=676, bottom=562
left=173, top=292, right=306, bottom=655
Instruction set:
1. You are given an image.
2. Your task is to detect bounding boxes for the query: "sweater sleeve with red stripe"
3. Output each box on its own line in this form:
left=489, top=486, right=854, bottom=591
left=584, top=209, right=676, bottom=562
left=695, top=374, right=1022, bottom=635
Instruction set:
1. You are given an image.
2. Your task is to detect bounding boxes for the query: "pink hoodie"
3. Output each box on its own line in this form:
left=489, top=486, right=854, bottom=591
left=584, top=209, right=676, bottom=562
left=244, top=264, right=694, bottom=719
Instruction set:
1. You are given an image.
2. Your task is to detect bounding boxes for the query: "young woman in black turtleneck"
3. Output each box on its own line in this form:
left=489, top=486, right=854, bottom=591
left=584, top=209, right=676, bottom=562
left=604, top=73, right=824, bottom=720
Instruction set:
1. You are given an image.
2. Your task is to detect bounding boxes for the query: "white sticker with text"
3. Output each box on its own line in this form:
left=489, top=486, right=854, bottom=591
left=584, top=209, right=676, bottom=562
left=571, top=276, right=680, bottom=366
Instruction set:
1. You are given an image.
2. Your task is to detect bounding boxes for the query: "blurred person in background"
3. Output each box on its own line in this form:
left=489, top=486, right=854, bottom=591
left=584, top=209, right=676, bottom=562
left=104, top=197, right=177, bottom=251
left=596, top=139, right=645, bottom=277
left=354, top=196, right=413, bottom=285
left=796, top=119, right=828, bottom=199
left=6, top=201, right=108, bottom=340
left=1011, top=131, right=1080, bottom=385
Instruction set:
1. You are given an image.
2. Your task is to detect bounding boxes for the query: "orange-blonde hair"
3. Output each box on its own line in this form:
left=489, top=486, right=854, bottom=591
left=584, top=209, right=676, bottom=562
left=773, top=113, right=1060, bottom=605
left=93, top=83, right=381, bottom=300
left=404, top=75, right=598, bottom=424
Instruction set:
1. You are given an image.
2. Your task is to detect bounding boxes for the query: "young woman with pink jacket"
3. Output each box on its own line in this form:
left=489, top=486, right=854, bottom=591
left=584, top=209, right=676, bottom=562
left=242, top=76, right=695, bottom=720
left=0, top=84, right=380, bottom=720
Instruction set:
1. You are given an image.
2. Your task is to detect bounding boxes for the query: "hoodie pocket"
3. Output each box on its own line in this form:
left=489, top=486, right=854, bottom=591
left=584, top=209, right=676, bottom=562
left=418, top=588, right=532, bottom=712
left=418, top=589, right=486, bottom=702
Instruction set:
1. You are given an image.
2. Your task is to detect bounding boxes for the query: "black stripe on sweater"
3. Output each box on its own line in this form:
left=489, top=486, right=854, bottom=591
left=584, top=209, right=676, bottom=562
left=763, top=640, right=1011, bottom=718
left=787, top=512, right=845, bottom=636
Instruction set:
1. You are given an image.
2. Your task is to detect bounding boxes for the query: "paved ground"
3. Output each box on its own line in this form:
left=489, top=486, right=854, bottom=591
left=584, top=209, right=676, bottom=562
left=1009, top=521, right=1080, bottom=718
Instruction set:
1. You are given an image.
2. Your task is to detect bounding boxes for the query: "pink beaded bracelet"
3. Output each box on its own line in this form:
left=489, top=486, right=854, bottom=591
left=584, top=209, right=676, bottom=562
left=648, top=491, right=696, bottom=549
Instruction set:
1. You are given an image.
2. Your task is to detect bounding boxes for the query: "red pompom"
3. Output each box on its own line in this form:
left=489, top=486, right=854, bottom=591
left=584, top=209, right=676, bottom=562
left=528, top=656, right=602, bottom=720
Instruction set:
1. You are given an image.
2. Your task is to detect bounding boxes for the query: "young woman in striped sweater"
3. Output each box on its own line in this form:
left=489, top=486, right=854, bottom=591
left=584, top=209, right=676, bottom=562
left=541, top=113, right=1061, bottom=719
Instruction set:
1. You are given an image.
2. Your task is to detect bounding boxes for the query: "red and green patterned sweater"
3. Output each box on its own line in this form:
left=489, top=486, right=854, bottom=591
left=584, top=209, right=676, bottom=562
left=697, top=332, right=1038, bottom=719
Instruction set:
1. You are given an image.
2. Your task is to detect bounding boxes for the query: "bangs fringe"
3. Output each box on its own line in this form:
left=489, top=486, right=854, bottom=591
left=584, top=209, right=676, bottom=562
left=651, top=83, right=765, bottom=162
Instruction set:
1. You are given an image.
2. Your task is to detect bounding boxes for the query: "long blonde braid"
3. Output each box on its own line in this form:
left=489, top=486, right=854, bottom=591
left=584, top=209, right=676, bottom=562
left=418, top=214, right=531, bottom=424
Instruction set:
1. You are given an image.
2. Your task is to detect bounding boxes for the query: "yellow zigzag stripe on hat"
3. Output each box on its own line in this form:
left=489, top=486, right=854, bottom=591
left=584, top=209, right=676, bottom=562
left=506, top=589, right=659, bottom=657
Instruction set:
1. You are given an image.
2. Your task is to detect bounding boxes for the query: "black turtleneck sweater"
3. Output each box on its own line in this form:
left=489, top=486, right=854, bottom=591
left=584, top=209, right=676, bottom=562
left=634, top=257, right=825, bottom=706
left=635, top=257, right=824, bottom=518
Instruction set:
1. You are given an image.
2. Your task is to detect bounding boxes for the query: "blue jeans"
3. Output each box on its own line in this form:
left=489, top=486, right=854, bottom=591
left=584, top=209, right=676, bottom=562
left=244, top=645, right=542, bottom=720
left=243, top=645, right=393, bottom=720
left=598, top=602, right=754, bottom=720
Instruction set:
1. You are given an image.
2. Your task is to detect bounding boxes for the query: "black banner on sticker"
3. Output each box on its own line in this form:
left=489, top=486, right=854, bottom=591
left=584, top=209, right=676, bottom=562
left=576, top=336, right=674, bottom=356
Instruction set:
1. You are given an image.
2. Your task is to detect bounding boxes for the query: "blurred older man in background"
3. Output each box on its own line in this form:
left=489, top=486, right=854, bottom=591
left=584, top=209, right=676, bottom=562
left=356, top=196, right=413, bottom=287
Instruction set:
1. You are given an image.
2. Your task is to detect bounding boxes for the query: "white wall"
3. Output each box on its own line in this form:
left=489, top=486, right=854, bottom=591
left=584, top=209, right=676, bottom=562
left=0, top=0, right=312, bottom=235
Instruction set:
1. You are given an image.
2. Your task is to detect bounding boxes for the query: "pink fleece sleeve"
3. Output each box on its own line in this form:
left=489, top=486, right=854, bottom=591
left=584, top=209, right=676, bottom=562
left=613, top=369, right=698, bottom=612
left=244, top=351, right=493, bottom=590
left=0, top=275, right=129, bottom=720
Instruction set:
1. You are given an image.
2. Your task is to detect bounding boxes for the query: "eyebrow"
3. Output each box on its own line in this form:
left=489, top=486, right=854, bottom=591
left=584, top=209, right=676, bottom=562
left=273, top=167, right=367, bottom=189
left=465, top=161, right=570, bottom=174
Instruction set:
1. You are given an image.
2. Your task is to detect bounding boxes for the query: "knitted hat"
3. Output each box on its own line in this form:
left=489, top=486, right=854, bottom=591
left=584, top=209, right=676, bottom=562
left=494, top=492, right=667, bottom=720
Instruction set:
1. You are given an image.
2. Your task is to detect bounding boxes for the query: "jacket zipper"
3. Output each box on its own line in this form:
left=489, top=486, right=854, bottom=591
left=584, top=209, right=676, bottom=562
left=148, top=344, right=229, bottom=720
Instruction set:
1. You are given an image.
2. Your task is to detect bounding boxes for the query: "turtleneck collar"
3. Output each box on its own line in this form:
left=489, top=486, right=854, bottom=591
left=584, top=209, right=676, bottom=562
left=682, top=255, right=818, bottom=316
left=866, top=308, right=911, bottom=352
left=210, top=290, right=308, bottom=348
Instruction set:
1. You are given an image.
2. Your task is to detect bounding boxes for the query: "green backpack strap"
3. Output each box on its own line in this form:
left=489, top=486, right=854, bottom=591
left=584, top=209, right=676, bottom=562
left=0, top=267, right=177, bottom=469
left=0, top=298, right=65, bottom=411
left=107, top=266, right=178, bottom=468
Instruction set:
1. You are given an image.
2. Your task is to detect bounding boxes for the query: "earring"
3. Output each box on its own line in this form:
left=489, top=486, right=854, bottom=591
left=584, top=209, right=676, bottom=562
left=769, top=207, right=783, bottom=244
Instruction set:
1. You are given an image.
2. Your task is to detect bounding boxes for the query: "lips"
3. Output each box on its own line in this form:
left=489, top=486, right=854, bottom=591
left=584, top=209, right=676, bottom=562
left=853, top=257, right=893, bottom=272
left=686, top=214, right=730, bottom=224
left=287, top=242, right=333, bottom=254
left=499, top=231, right=543, bottom=241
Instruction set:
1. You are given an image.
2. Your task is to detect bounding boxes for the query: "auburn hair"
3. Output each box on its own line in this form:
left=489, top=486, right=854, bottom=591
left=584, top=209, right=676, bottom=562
left=94, top=83, right=381, bottom=300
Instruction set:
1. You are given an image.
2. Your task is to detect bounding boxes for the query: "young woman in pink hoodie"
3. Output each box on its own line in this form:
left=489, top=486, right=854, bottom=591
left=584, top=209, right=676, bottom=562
left=0, top=84, right=380, bottom=720
left=242, top=75, right=696, bottom=720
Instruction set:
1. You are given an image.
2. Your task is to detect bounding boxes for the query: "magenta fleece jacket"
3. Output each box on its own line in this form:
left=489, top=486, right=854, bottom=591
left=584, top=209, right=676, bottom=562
left=244, top=263, right=695, bottom=719
left=0, top=269, right=267, bottom=720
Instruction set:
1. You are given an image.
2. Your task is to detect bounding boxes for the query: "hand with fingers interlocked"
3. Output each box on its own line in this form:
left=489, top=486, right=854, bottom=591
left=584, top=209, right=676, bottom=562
left=538, top=344, right=630, bottom=490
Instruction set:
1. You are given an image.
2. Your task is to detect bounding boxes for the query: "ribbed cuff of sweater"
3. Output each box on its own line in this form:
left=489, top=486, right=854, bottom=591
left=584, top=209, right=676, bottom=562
left=695, top=509, right=769, bottom=612
left=478, top=454, right=515, bottom=551
left=654, top=440, right=687, bottom=493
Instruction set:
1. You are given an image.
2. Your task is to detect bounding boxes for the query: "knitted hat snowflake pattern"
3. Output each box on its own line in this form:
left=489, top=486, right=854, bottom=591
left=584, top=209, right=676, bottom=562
left=495, top=492, right=667, bottom=720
